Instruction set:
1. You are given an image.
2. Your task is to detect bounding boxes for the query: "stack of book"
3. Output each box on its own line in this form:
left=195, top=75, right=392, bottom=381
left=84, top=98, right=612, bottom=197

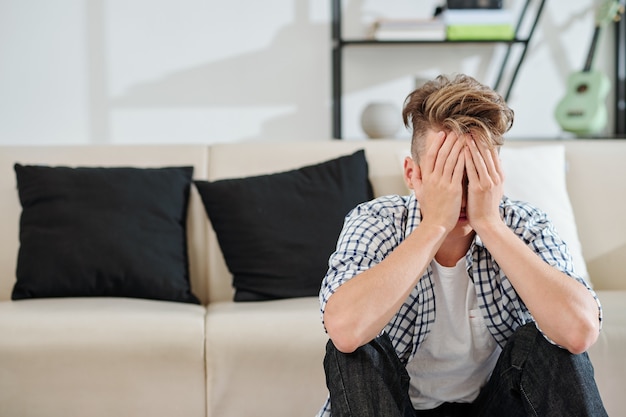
left=370, top=18, right=446, bottom=41
left=443, top=2, right=514, bottom=41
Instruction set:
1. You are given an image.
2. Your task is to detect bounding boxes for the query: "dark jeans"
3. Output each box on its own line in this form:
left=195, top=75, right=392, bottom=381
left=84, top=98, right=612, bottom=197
left=323, top=323, right=607, bottom=417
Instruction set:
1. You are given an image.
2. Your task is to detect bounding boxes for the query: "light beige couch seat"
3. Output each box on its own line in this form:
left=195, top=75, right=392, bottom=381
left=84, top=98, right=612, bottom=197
left=0, top=297, right=206, bottom=417
left=205, top=298, right=327, bottom=417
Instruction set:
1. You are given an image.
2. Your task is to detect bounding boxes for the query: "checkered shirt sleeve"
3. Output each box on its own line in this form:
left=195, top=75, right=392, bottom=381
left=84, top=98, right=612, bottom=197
left=319, top=195, right=411, bottom=322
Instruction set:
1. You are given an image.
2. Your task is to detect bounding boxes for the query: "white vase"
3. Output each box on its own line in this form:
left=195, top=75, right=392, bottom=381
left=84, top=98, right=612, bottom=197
left=360, top=102, right=401, bottom=139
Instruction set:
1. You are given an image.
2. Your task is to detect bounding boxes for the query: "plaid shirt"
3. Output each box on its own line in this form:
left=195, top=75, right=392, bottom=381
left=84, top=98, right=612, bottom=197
left=316, top=194, right=601, bottom=417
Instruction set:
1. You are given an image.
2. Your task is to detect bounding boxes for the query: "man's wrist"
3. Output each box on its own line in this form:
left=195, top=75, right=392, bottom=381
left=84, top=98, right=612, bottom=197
left=472, top=217, right=508, bottom=243
left=416, top=219, right=450, bottom=241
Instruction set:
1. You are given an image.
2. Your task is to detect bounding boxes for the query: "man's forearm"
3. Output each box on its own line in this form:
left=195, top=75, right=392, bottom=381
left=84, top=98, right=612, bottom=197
left=475, top=220, right=600, bottom=354
left=323, top=222, right=447, bottom=353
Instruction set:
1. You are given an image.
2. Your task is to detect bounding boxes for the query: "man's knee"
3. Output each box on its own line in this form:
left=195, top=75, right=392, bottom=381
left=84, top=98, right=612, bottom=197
left=324, top=334, right=398, bottom=373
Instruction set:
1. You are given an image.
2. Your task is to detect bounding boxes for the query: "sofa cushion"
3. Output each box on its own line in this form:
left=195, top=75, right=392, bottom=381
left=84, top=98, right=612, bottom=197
left=195, top=150, right=373, bottom=301
left=12, top=164, right=199, bottom=304
left=205, top=297, right=328, bottom=416
left=499, top=145, right=590, bottom=283
left=0, top=297, right=207, bottom=417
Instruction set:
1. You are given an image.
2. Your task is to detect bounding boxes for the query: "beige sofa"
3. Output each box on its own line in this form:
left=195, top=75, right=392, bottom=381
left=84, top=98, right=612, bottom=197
left=0, top=139, right=624, bottom=417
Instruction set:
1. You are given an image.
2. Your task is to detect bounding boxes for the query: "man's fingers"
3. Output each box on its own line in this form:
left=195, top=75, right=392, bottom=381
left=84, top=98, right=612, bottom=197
left=467, top=139, right=490, bottom=183
left=490, top=147, right=505, bottom=182
left=452, top=148, right=466, bottom=184
left=432, top=131, right=456, bottom=176
left=478, top=141, right=499, bottom=181
left=464, top=145, right=479, bottom=183
left=422, top=131, right=446, bottom=174
left=466, top=139, right=504, bottom=188
left=442, top=136, right=466, bottom=181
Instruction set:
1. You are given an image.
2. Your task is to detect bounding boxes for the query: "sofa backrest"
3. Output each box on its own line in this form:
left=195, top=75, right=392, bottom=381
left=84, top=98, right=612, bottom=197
left=1, top=139, right=625, bottom=304
left=167, top=139, right=626, bottom=298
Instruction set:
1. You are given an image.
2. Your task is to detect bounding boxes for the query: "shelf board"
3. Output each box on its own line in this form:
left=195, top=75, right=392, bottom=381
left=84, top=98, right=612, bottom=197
left=338, top=38, right=529, bottom=46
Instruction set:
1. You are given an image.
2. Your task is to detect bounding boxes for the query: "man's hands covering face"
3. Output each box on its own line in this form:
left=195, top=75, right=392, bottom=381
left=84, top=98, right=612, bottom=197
left=412, top=131, right=466, bottom=233
left=411, top=130, right=504, bottom=234
left=464, top=136, right=505, bottom=233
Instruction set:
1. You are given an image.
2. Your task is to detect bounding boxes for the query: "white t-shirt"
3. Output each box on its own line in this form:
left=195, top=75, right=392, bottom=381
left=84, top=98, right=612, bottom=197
left=407, top=258, right=501, bottom=410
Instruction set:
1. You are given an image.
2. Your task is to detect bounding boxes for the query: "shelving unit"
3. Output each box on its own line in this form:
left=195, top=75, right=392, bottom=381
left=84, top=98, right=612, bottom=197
left=615, top=13, right=625, bottom=135
left=331, top=0, right=546, bottom=139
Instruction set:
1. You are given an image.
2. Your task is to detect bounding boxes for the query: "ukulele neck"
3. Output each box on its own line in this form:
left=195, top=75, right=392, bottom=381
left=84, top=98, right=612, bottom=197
left=583, top=26, right=602, bottom=73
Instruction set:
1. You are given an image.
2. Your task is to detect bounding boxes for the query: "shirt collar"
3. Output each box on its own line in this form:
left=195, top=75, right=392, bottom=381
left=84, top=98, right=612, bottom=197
left=405, top=193, right=421, bottom=237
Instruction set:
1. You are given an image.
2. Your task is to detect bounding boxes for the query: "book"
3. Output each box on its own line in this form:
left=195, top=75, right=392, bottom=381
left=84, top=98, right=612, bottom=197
left=443, top=9, right=513, bottom=25
left=371, top=18, right=446, bottom=41
left=446, top=24, right=514, bottom=40
left=446, top=0, right=502, bottom=9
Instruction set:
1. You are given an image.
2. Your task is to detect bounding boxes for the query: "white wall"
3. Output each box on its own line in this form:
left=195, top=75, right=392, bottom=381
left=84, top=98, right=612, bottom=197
left=0, top=0, right=616, bottom=145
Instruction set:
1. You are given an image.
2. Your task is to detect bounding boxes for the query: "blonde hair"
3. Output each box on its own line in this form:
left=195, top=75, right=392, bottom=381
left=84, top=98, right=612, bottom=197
left=402, top=74, right=514, bottom=162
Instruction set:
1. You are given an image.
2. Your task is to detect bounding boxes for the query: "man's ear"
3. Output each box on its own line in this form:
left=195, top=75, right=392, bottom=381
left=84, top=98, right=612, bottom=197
left=403, top=156, right=420, bottom=190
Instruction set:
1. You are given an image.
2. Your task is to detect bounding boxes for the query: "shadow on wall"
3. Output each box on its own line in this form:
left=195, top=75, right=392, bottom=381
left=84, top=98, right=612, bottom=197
left=89, top=1, right=336, bottom=143
left=540, top=6, right=592, bottom=82
left=88, top=0, right=578, bottom=143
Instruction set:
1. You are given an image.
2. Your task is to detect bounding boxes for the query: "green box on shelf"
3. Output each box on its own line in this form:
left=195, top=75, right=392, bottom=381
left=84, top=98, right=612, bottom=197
left=446, top=24, right=514, bottom=40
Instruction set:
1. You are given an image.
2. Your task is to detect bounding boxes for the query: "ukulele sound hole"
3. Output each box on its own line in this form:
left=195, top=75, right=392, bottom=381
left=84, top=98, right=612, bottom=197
left=576, top=84, right=589, bottom=93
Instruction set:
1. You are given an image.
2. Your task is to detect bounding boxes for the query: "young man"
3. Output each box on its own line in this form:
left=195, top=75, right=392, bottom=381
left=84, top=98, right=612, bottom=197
left=317, top=74, right=606, bottom=417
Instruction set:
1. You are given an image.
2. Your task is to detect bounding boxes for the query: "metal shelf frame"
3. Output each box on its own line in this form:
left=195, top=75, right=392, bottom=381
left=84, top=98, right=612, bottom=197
left=331, top=0, right=546, bottom=139
left=615, top=11, right=625, bottom=135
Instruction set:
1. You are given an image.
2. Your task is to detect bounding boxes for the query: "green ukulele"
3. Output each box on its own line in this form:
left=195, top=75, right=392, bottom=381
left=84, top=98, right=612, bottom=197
left=554, top=0, right=623, bottom=135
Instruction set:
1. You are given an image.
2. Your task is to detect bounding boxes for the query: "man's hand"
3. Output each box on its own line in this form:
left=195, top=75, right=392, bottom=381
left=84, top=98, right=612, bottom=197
left=464, top=138, right=504, bottom=234
left=412, top=131, right=466, bottom=233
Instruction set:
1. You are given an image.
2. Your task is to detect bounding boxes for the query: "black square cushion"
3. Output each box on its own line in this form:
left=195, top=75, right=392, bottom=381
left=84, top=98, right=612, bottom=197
left=194, top=150, right=373, bottom=301
left=12, top=164, right=199, bottom=304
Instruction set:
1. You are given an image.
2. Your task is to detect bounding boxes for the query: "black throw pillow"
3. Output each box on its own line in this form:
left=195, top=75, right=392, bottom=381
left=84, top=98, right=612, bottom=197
left=12, top=164, right=199, bottom=304
left=194, top=150, right=373, bottom=301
